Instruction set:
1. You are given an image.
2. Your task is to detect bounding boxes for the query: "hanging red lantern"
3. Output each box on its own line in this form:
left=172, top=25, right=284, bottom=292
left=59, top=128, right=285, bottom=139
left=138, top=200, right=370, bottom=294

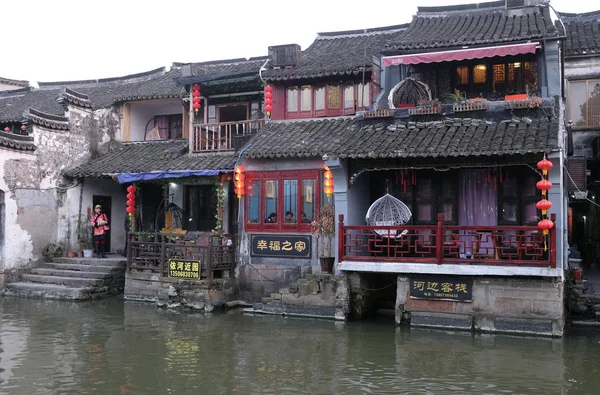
left=536, top=179, right=552, bottom=193
left=264, top=85, right=274, bottom=119
left=3, top=127, right=10, bottom=132
left=265, top=98, right=273, bottom=106
left=265, top=92, right=273, bottom=100
left=538, top=218, right=554, bottom=235
left=193, top=90, right=201, bottom=97
left=264, top=105, right=272, bottom=113
left=126, top=206, right=135, bottom=214
left=193, top=102, right=201, bottom=112
left=536, top=199, right=552, bottom=214
left=537, top=158, right=553, bottom=175
left=125, top=185, right=136, bottom=220
left=193, top=84, right=200, bottom=91
left=192, top=84, right=201, bottom=114
left=265, top=85, right=273, bottom=93
left=234, top=166, right=245, bottom=199
left=20, top=125, right=27, bottom=131
left=127, top=185, right=136, bottom=194
left=323, top=166, right=334, bottom=197
left=126, top=199, right=135, bottom=207
left=126, top=192, right=135, bottom=200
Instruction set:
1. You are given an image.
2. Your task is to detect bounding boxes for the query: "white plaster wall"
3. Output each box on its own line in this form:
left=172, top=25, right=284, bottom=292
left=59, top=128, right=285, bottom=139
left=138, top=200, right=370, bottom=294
left=129, top=99, right=183, bottom=141
left=0, top=149, right=37, bottom=268
left=564, top=57, right=600, bottom=78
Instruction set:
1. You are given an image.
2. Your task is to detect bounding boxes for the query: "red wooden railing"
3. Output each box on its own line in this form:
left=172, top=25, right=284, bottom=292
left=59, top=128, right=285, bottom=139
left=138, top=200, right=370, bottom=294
left=190, top=119, right=264, bottom=153
left=338, top=213, right=556, bottom=268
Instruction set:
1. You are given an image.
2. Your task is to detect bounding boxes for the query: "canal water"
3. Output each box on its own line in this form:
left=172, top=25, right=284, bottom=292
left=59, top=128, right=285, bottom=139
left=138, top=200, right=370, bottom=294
left=0, top=298, right=597, bottom=395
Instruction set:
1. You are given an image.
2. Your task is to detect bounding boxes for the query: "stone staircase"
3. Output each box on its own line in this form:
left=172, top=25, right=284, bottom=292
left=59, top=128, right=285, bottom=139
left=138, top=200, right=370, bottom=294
left=2, top=255, right=126, bottom=301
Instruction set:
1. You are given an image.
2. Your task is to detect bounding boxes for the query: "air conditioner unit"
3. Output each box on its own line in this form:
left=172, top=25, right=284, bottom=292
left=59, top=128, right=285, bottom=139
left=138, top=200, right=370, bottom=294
left=268, top=44, right=301, bottom=68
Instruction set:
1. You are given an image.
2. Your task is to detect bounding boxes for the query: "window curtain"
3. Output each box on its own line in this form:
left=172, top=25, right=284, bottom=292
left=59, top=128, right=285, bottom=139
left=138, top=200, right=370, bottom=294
left=458, top=169, right=497, bottom=253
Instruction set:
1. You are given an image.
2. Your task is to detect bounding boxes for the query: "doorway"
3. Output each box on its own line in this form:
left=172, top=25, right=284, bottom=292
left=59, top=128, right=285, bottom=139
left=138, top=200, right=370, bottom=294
left=218, top=103, right=248, bottom=123
left=93, top=195, right=112, bottom=251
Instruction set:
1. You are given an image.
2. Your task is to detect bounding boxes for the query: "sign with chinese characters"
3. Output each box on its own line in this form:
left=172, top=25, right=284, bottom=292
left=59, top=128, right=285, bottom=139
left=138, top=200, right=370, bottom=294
left=409, top=277, right=473, bottom=302
left=250, top=234, right=311, bottom=258
left=168, top=259, right=201, bottom=279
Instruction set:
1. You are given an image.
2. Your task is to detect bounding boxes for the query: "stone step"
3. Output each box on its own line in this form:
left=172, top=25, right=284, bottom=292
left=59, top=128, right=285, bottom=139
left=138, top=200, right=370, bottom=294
left=53, top=257, right=126, bottom=266
left=21, top=274, right=104, bottom=288
left=2, top=282, right=92, bottom=301
left=30, top=268, right=111, bottom=279
left=45, top=263, right=116, bottom=273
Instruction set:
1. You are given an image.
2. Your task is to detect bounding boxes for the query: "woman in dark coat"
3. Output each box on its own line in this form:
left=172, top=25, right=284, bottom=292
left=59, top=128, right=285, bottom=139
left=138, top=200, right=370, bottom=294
left=90, top=204, right=109, bottom=258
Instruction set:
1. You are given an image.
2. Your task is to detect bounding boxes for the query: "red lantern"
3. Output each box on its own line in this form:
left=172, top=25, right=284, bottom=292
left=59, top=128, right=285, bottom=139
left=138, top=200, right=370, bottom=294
left=536, top=199, right=552, bottom=213
left=193, top=97, right=201, bottom=103
left=126, top=193, right=135, bottom=200
left=193, top=90, right=200, bottom=97
left=537, top=158, right=553, bottom=173
left=193, top=84, right=200, bottom=92
left=126, top=199, right=135, bottom=207
left=3, top=127, right=10, bottom=132
left=265, top=85, right=273, bottom=93
left=538, top=218, right=554, bottom=235
left=193, top=102, right=201, bottom=112
left=126, top=206, right=135, bottom=214
left=323, top=167, right=334, bottom=197
left=234, top=166, right=245, bottom=198
left=265, top=98, right=273, bottom=106
left=265, top=92, right=273, bottom=100
left=21, top=125, right=27, bottom=131
left=265, top=105, right=272, bottom=113
left=127, top=185, right=136, bottom=194
left=536, top=179, right=552, bottom=192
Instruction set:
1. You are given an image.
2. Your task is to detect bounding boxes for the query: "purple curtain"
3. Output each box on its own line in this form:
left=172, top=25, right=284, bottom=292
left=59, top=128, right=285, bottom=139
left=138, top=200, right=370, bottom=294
left=458, top=169, right=498, bottom=226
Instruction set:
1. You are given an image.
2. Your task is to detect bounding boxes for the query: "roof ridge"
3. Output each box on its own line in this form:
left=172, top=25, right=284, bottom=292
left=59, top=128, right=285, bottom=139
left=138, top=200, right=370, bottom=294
left=0, top=76, right=29, bottom=87
left=316, top=24, right=409, bottom=38
left=38, top=67, right=166, bottom=88
left=417, top=1, right=505, bottom=15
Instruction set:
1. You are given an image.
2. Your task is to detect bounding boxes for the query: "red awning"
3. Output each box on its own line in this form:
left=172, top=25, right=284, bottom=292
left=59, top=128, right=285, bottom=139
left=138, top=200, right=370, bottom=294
left=383, top=43, right=538, bottom=66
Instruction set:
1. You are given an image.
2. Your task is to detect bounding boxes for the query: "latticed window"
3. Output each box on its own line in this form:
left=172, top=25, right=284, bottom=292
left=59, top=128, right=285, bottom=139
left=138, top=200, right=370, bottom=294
left=569, top=79, right=600, bottom=128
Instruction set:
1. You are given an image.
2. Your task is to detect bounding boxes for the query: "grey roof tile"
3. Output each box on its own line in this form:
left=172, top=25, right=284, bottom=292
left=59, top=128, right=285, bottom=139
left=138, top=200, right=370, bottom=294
left=0, top=130, right=36, bottom=152
left=64, top=140, right=237, bottom=178
left=559, top=10, right=600, bottom=57
left=243, top=116, right=559, bottom=160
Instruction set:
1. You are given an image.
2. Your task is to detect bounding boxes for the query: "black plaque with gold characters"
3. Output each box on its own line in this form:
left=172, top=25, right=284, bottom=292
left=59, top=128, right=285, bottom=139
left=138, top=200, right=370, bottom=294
left=409, top=277, right=473, bottom=302
left=168, top=259, right=201, bottom=279
left=250, top=234, right=311, bottom=258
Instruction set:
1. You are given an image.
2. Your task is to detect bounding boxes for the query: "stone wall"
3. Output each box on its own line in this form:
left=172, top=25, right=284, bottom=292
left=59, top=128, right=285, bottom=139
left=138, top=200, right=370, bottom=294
left=395, top=275, right=565, bottom=336
left=124, top=271, right=238, bottom=312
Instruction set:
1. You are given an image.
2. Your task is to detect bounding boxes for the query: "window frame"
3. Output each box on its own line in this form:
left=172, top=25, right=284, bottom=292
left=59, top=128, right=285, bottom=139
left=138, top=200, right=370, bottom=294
left=497, top=167, right=539, bottom=226
left=284, top=82, right=370, bottom=119
left=568, top=78, right=600, bottom=129
left=245, top=170, right=321, bottom=233
left=183, top=185, right=217, bottom=232
left=153, top=114, right=183, bottom=140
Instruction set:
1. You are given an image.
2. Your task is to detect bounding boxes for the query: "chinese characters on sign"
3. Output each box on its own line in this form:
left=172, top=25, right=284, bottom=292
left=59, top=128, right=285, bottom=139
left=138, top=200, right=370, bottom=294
left=409, top=277, right=473, bottom=302
left=250, top=234, right=311, bottom=258
left=168, top=259, right=201, bottom=279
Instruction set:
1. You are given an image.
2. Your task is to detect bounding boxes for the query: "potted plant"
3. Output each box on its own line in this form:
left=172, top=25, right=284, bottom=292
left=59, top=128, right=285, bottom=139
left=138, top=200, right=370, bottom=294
left=311, top=203, right=336, bottom=274
left=76, top=213, right=94, bottom=258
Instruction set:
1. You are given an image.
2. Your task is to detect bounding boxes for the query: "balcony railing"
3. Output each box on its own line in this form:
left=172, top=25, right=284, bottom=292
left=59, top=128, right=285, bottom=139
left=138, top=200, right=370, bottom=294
left=126, top=232, right=236, bottom=281
left=338, top=214, right=556, bottom=268
left=190, top=119, right=264, bottom=153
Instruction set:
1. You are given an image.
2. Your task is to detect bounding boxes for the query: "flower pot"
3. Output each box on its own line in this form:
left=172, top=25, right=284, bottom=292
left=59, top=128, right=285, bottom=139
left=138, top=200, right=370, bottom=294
left=67, top=251, right=76, bottom=258
left=83, top=249, right=94, bottom=258
left=319, top=257, right=335, bottom=274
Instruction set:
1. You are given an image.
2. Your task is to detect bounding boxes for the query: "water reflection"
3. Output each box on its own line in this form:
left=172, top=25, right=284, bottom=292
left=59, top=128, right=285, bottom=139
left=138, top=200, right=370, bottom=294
left=0, top=297, right=597, bottom=394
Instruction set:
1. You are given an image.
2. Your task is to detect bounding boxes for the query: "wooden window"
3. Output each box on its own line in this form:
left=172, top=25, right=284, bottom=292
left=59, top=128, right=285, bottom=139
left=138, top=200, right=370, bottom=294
left=315, top=86, right=325, bottom=112
left=184, top=185, right=217, bottom=231
left=153, top=114, right=182, bottom=140
left=328, top=84, right=340, bottom=109
left=498, top=168, right=539, bottom=225
left=569, top=79, right=600, bottom=128
left=456, top=66, right=469, bottom=85
left=287, top=86, right=299, bottom=113
left=245, top=170, right=321, bottom=232
left=300, top=86, right=312, bottom=112
left=344, top=85, right=354, bottom=110
left=473, top=64, right=487, bottom=84
left=357, top=82, right=370, bottom=109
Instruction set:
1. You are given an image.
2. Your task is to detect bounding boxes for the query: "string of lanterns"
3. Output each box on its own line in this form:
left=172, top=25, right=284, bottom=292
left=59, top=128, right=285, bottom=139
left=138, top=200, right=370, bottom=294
left=234, top=166, right=245, bottom=199
left=192, top=84, right=201, bottom=114
left=264, top=85, right=273, bottom=119
left=126, top=185, right=136, bottom=231
left=324, top=165, right=334, bottom=197
left=535, top=155, right=554, bottom=250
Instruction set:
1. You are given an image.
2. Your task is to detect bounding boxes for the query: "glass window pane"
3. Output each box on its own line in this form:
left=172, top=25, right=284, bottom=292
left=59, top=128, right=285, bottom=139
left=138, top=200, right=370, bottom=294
left=522, top=202, right=538, bottom=225
left=501, top=199, right=518, bottom=224
left=569, top=81, right=587, bottom=126
left=441, top=202, right=454, bottom=222
left=315, top=86, right=325, bottom=110
left=328, top=84, right=340, bottom=109
left=301, top=180, right=316, bottom=224
left=247, top=180, right=261, bottom=224
left=284, top=179, right=298, bottom=223
left=264, top=180, right=278, bottom=223
left=456, top=66, right=468, bottom=85
left=358, top=83, right=370, bottom=108
left=300, top=86, right=311, bottom=111
left=287, top=87, right=298, bottom=112
left=344, top=85, right=354, bottom=109
left=473, top=64, right=487, bottom=84
left=524, top=61, right=538, bottom=95
left=507, top=62, right=524, bottom=93
left=587, top=81, right=600, bottom=127
left=417, top=203, right=433, bottom=222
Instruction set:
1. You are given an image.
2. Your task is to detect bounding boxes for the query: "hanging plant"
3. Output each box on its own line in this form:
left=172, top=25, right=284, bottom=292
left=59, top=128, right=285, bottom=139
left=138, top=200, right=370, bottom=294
left=212, top=180, right=226, bottom=238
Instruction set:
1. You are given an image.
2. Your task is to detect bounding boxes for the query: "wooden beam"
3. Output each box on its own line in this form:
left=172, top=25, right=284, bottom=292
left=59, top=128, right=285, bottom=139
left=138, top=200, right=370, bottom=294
left=123, top=102, right=131, bottom=141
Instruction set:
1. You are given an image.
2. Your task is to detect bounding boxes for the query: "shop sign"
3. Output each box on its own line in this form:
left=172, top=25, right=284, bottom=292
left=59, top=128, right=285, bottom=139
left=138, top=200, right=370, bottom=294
left=409, top=277, right=473, bottom=302
left=168, top=259, right=201, bottom=279
left=250, top=234, right=311, bottom=258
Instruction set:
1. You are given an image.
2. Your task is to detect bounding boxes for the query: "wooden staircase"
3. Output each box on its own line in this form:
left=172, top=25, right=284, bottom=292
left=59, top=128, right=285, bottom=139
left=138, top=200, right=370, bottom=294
left=2, top=256, right=126, bottom=301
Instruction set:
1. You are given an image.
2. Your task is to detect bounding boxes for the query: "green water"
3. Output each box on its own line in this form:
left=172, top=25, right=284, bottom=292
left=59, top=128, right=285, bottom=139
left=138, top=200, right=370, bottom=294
left=0, top=297, right=597, bottom=394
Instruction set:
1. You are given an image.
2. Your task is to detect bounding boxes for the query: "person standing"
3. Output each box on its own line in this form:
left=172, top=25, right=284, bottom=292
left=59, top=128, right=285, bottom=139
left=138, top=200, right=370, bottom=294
left=91, top=205, right=109, bottom=258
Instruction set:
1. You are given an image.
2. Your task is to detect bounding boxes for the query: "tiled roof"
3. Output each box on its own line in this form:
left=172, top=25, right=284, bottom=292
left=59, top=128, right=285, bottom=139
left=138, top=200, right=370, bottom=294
left=175, top=57, right=268, bottom=85
left=0, top=77, right=29, bottom=89
left=388, top=3, right=560, bottom=51
left=559, top=10, right=600, bottom=57
left=0, top=130, right=36, bottom=152
left=64, top=140, right=237, bottom=178
left=243, top=116, right=559, bottom=160
left=0, top=88, right=65, bottom=123
left=38, top=67, right=184, bottom=108
left=27, top=108, right=70, bottom=130
left=263, top=25, right=407, bottom=82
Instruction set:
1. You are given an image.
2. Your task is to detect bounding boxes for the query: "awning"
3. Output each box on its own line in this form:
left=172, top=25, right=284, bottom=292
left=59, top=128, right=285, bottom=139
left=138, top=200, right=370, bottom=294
left=116, top=170, right=229, bottom=184
left=383, top=43, right=538, bottom=66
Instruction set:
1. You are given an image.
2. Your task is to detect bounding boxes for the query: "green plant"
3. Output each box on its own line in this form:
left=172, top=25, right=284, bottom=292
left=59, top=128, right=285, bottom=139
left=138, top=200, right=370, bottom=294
left=311, top=204, right=336, bottom=257
left=211, top=180, right=226, bottom=238
left=76, top=213, right=94, bottom=249
left=417, top=99, right=441, bottom=108
left=42, top=243, right=64, bottom=262
left=444, top=89, right=466, bottom=104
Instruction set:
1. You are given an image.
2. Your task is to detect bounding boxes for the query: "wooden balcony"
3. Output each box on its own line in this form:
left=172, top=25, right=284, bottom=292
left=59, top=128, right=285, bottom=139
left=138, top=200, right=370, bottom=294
left=190, top=119, right=264, bottom=153
left=338, top=214, right=556, bottom=268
